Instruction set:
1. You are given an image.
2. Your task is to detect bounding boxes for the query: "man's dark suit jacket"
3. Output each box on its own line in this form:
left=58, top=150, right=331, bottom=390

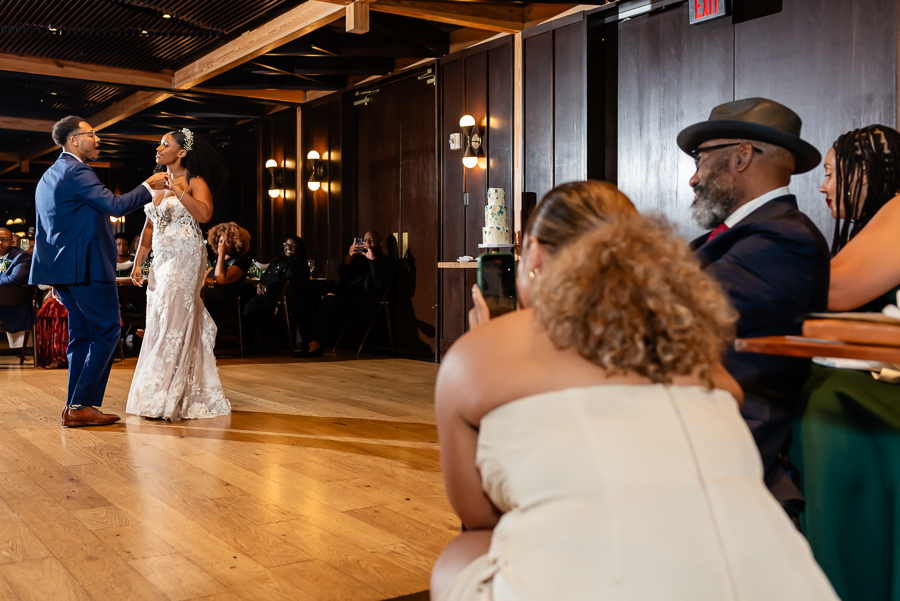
left=0, top=246, right=36, bottom=333
left=30, top=153, right=150, bottom=285
left=691, top=194, right=830, bottom=505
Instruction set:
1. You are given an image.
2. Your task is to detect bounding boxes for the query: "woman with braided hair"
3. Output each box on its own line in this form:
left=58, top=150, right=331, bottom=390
left=126, top=128, right=231, bottom=421
left=793, top=125, right=900, bottom=601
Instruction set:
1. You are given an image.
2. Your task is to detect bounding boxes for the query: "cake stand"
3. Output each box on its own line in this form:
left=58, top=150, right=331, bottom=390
left=477, top=243, right=515, bottom=253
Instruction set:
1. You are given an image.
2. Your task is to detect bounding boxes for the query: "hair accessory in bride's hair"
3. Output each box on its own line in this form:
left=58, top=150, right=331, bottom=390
left=180, top=127, right=194, bottom=152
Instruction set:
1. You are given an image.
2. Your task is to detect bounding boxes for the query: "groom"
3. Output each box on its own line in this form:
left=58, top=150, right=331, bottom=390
left=30, top=115, right=167, bottom=427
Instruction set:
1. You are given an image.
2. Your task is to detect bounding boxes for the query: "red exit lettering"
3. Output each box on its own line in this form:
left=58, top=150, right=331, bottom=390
left=695, top=0, right=721, bottom=19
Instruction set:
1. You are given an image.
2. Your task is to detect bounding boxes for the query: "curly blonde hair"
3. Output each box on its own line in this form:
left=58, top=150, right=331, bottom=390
left=207, top=222, right=251, bottom=256
left=526, top=180, right=638, bottom=246
left=531, top=195, right=736, bottom=386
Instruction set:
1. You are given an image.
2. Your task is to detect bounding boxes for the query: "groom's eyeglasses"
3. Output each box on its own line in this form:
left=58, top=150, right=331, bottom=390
left=71, top=131, right=95, bottom=139
left=0, top=237, right=10, bottom=243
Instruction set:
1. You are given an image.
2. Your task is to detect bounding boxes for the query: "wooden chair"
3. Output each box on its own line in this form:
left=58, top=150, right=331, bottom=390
left=333, top=285, right=394, bottom=358
left=273, top=280, right=294, bottom=353
left=117, top=283, right=147, bottom=362
left=0, top=285, right=38, bottom=367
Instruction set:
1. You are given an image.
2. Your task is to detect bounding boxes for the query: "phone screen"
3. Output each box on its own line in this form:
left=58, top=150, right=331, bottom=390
left=477, top=253, right=517, bottom=318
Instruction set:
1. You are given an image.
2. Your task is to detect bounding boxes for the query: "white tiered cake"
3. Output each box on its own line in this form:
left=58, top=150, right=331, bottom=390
left=483, top=187, right=511, bottom=245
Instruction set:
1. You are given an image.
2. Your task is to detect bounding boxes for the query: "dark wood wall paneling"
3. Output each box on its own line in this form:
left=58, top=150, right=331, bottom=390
left=523, top=13, right=589, bottom=206
left=211, top=122, right=260, bottom=257
left=355, top=71, right=440, bottom=356
left=610, top=0, right=896, bottom=240
left=439, top=37, right=514, bottom=356
left=301, top=98, right=346, bottom=281
left=734, top=0, right=896, bottom=239
left=256, top=110, right=298, bottom=262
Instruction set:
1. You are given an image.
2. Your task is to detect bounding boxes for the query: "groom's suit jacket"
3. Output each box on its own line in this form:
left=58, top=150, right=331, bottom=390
left=691, top=194, right=830, bottom=503
left=30, top=153, right=151, bottom=285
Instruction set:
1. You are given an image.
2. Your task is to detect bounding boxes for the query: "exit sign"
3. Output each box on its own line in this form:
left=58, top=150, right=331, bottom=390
left=690, top=0, right=730, bottom=24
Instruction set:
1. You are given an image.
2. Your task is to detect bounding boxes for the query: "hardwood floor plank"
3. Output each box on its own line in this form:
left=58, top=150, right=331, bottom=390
left=271, top=559, right=383, bottom=601
left=0, top=557, right=93, bottom=601
left=129, top=554, right=228, bottom=601
left=264, top=519, right=428, bottom=599
left=0, top=570, right=18, bottom=601
left=0, top=471, right=169, bottom=601
left=71, top=505, right=134, bottom=530
left=94, top=524, right=176, bottom=562
left=0, top=518, right=51, bottom=564
left=345, top=506, right=456, bottom=556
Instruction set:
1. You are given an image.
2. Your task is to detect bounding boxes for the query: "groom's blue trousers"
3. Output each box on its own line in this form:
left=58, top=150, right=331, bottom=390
left=56, top=281, right=120, bottom=407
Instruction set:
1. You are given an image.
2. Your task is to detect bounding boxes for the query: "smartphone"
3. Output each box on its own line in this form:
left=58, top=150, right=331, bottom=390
left=477, top=253, right=517, bottom=318
left=354, top=237, right=365, bottom=253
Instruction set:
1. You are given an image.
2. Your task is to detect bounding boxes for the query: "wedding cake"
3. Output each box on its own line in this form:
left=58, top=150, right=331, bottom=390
left=483, top=187, right=511, bottom=245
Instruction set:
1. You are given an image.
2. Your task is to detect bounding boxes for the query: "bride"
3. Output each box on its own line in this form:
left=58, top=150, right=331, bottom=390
left=127, top=128, right=231, bottom=420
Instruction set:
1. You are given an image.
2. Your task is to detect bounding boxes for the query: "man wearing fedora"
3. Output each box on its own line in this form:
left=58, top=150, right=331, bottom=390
left=678, top=97, right=831, bottom=516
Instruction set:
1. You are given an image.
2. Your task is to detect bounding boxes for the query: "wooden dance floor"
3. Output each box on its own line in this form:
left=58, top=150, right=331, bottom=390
left=0, top=353, right=450, bottom=601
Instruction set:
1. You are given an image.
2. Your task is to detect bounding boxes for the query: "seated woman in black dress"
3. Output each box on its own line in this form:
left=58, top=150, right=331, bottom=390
left=243, top=236, right=321, bottom=355
left=203, top=222, right=251, bottom=329
left=796, top=125, right=900, bottom=601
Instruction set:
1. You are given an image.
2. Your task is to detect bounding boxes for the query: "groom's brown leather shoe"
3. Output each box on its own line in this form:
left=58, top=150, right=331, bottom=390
left=61, top=406, right=121, bottom=428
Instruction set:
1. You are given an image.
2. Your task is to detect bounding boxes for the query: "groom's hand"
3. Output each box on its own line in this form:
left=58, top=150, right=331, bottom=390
left=145, top=172, right=168, bottom=190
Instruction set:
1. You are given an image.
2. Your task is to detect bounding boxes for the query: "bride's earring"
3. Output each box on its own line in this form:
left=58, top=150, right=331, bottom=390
left=529, top=267, right=540, bottom=279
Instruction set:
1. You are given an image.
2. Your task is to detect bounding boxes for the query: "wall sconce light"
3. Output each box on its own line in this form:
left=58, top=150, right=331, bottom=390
left=460, top=115, right=483, bottom=169
left=265, top=158, right=283, bottom=198
left=306, top=150, right=324, bottom=191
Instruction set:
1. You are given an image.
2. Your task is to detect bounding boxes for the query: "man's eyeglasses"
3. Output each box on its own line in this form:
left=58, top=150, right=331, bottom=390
left=362, top=238, right=374, bottom=243
left=71, top=131, right=95, bottom=139
left=690, top=143, right=762, bottom=169
left=0, top=237, right=10, bottom=243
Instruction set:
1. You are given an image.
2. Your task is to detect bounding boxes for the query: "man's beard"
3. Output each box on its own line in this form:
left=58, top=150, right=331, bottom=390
left=691, top=167, right=740, bottom=230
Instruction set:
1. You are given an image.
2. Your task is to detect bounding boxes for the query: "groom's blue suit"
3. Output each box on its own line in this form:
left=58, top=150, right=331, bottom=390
left=31, top=153, right=151, bottom=407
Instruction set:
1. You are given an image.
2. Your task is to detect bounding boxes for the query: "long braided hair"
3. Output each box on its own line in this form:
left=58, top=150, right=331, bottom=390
left=831, top=125, right=900, bottom=255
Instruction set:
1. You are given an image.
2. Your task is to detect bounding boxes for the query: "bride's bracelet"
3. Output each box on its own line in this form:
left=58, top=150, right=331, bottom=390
left=179, top=188, right=186, bottom=201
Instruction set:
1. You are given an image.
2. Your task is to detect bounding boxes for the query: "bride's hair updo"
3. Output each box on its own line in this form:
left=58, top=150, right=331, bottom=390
left=527, top=181, right=736, bottom=385
left=155, top=129, right=228, bottom=199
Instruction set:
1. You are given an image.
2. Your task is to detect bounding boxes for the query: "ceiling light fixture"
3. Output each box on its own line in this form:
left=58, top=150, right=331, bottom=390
left=48, top=26, right=57, bottom=32
left=162, top=13, right=172, bottom=19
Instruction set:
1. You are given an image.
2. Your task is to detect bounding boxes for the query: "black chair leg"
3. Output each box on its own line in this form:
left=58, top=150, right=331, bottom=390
left=333, top=320, right=350, bottom=354
left=19, top=330, right=27, bottom=365
left=31, top=326, right=37, bottom=368
left=283, top=306, right=293, bottom=353
left=384, top=303, right=394, bottom=356
left=237, top=300, right=244, bottom=358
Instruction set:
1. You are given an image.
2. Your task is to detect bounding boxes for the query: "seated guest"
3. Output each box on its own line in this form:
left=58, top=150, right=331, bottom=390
left=319, top=231, right=394, bottom=347
left=204, top=222, right=251, bottom=326
left=115, top=234, right=134, bottom=264
left=0, top=226, right=37, bottom=350
left=431, top=181, right=837, bottom=601
left=243, top=236, right=320, bottom=355
left=677, top=98, right=831, bottom=514
left=796, top=125, right=900, bottom=601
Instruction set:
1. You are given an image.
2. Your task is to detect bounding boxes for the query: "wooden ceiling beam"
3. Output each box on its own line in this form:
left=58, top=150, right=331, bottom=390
left=0, top=117, right=55, bottom=133
left=0, top=151, right=20, bottom=162
left=172, top=1, right=347, bottom=89
left=0, top=52, right=172, bottom=89
left=370, top=0, right=525, bottom=32
left=193, top=88, right=307, bottom=103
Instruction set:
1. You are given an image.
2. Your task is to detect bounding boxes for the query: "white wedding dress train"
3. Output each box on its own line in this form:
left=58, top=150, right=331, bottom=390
left=126, top=191, right=230, bottom=420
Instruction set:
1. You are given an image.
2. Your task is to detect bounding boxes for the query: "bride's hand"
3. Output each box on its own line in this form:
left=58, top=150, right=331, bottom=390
left=164, top=172, right=183, bottom=197
left=130, top=265, right=144, bottom=287
left=468, top=284, right=491, bottom=329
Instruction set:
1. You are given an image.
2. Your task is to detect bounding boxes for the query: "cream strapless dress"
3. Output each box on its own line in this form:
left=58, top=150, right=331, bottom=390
left=440, top=384, right=838, bottom=601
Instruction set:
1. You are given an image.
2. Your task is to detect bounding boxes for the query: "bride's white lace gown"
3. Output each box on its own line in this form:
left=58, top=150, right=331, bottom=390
left=126, top=191, right=231, bottom=420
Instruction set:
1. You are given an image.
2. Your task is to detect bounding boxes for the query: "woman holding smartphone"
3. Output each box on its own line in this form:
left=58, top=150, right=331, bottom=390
left=432, top=181, right=836, bottom=601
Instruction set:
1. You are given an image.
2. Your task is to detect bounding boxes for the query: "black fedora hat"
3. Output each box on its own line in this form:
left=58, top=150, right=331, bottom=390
left=677, top=97, right=821, bottom=174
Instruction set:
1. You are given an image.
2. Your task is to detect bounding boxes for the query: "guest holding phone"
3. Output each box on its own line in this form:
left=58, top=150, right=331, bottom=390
left=795, top=125, right=900, bottom=601
left=432, top=181, right=837, bottom=601
left=318, top=231, right=394, bottom=347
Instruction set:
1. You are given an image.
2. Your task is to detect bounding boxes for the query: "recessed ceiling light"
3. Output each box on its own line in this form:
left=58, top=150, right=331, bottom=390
left=50, top=92, right=57, bottom=96
left=162, top=13, right=171, bottom=18
left=141, top=30, right=148, bottom=34
left=48, top=26, right=57, bottom=32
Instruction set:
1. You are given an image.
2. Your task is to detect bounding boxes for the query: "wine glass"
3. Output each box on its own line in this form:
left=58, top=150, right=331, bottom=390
left=308, top=259, right=315, bottom=277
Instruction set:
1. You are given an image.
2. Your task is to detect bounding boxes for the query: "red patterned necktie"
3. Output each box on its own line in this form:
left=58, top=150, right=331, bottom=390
left=707, top=223, right=729, bottom=242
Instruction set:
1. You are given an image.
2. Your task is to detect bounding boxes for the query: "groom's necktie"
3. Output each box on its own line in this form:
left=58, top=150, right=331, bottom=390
left=706, top=223, right=729, bottom=242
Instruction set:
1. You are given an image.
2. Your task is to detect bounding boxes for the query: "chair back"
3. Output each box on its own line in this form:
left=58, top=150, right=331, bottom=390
left=0, top=285, right=37, bottom=307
